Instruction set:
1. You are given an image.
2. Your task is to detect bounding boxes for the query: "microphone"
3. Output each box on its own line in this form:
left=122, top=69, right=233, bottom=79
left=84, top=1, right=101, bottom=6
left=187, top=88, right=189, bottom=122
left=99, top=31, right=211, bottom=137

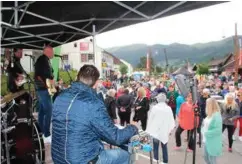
left=174, top=74, right=190, bottom=98
left=191, top=77, right=198, bottom=104
left=11, top=53, right=14, bottom=68
left=54, top=54, right=62, bottom=58
left=24, top=54, right=35, bottom=58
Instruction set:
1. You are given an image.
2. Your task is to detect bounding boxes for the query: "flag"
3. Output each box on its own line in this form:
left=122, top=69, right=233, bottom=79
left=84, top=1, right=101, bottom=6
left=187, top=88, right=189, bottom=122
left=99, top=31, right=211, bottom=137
left=239, top=38, right=242, bottom=66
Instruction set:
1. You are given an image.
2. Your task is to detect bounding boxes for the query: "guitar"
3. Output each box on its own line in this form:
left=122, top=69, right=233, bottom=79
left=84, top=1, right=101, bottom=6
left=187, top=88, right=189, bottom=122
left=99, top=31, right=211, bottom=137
left=46, top=79, right=57, bottom=96
left=15, top=73, right=27, bottom=87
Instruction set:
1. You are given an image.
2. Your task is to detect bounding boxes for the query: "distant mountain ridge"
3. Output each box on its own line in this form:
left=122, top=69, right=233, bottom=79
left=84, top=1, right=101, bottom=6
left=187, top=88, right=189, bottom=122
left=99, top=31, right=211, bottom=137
left=107, top=36, right=242, bottom=67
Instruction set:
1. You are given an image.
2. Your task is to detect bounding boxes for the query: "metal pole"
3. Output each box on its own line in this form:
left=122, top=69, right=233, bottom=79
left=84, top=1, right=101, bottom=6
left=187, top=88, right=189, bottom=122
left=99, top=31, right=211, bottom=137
left=92, top=24, right=96, bottom=65
left=234, top=23, right=239, bottom=83
left=14, top=1, right=18, bottom=27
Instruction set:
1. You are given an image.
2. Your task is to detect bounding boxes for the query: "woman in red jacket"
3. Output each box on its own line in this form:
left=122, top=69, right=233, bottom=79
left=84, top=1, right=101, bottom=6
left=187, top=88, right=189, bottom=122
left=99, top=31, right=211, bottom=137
left=174, top=93, right=199, bottom=152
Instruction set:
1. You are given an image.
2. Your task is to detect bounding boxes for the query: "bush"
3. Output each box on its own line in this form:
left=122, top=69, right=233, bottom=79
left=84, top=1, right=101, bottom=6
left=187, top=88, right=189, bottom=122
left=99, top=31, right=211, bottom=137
left=1, top=70, right=78, bottom=96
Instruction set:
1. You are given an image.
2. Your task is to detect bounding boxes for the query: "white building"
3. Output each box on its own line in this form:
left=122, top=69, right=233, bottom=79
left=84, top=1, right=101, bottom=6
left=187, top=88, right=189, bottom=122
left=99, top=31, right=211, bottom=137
left=120, top=59, right=133, bottom=76
left=60, top=37, right=117, bottom=78
left=2, top=37, right=119, bottom=79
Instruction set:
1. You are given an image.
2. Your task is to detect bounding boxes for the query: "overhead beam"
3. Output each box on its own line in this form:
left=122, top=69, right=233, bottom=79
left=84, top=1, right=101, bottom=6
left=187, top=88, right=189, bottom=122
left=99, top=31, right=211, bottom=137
left=17, top=4, right=29, bottom=27
left=1, top=21, right=12, bottom=27
left=14, top=1, right=18, bottom=26
left=64, top=20, right=93, bottom=43
left=48, top=32, right=64, bottom=45
left=151, top=1, right=187, bottom=19
left=1, top=7, right=12, bottom=10
left=1, top=25, right=63, bottom=44
left=2, top=13, right=15, bottom=38
left=18, top=17, right=147, bottom=29
left=16, top=1, right=35, bottom=9
left=113, top=1, right=150, bottom=19
left=98, top=1, right=148, bottom=33
left=4, top=31, right=63, bottom=40
left=2, top=39, right=43, bottom=49
left=19, top=9, right=92, bottom=35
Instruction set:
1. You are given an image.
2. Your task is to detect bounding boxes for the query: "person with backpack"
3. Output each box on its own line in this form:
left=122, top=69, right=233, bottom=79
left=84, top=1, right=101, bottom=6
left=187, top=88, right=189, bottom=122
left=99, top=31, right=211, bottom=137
left=167, top=84, right=179, bottom=119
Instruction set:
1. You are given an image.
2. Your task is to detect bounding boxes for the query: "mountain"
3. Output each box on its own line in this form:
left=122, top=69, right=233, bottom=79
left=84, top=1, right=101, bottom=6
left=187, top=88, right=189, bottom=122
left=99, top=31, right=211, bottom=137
left=107, top=36, right=242, bottom=67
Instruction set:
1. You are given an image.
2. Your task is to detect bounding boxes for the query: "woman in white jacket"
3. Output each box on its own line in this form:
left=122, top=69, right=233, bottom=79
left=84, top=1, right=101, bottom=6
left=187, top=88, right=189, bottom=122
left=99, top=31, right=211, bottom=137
left=146, top=93, right=175, bottom=164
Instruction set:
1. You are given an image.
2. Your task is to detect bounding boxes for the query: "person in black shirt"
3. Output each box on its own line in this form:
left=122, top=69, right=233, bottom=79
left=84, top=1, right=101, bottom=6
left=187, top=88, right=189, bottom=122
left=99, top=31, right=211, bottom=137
left=117, top=89, right=133, bottom=126
left=34, top=46, right=54, bottom=143
left=6, top=49, right=25, bottom=93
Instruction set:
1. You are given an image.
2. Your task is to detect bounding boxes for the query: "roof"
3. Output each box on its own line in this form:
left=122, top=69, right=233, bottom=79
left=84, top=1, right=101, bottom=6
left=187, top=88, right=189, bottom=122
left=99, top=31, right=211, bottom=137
left=1, top=1, right=224, bottom=49
left=172, top=65, right=193, bottom=76
left=103, top=49, right=123, bottom=65
left=208, top=53, right=233, bottom=66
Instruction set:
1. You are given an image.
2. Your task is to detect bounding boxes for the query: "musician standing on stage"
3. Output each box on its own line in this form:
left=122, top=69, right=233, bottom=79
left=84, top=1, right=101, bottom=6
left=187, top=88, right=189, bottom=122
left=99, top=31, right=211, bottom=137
left=5, top=49, right=25, bottom=93
left=34, top=46, right=54, bottom=143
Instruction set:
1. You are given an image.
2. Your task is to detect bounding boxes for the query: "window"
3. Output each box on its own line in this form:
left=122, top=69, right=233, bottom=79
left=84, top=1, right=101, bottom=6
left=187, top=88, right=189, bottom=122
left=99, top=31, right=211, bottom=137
left=80, top=54, right=88, bottom=62
left=88, top=54, right=94, bottom=61
left=62, top=54, right=68, bottom=61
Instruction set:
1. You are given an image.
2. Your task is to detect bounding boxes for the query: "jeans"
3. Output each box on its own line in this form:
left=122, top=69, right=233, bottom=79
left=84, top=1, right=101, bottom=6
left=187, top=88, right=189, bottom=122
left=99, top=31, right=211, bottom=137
left=175, top=125, right=194, bottom=150
left=96, top=148, right=130, bottom=164
left=222, top=124, right=235, bottom=148
left=36, top=90, right=52, bottom=137
left=153, top=138, right=168, bottom=163
left=204, top=145, right=217, bottom=164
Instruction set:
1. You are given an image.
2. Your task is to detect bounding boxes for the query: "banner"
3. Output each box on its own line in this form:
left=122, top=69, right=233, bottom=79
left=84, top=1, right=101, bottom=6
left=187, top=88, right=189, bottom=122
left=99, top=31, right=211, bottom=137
left=80, top=42, right=89, bottom=51
left=51, top=46, right=61, bottom=81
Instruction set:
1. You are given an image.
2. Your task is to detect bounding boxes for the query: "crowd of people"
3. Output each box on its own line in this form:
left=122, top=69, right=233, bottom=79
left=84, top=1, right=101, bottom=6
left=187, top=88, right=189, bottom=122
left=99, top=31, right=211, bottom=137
left=5, top=47, right=241, bottom=164
left=90, top=71, right=242, bottom=164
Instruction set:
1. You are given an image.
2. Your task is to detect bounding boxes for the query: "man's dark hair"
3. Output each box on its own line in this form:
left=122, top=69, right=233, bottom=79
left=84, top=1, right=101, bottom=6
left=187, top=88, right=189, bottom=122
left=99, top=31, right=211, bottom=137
left=124, top=89, right=129, bottom=95
left=76, top=65, right=100, bottom=87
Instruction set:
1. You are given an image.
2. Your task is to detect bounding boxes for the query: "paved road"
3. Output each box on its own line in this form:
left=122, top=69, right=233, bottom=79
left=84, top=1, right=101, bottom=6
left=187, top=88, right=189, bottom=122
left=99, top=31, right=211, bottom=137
left=45, top=124, right=242, bottom=164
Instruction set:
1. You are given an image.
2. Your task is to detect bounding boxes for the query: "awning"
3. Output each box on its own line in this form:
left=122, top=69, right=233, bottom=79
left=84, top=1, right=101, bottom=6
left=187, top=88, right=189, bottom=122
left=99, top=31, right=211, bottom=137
left=1, top=1, right=224, bottom=49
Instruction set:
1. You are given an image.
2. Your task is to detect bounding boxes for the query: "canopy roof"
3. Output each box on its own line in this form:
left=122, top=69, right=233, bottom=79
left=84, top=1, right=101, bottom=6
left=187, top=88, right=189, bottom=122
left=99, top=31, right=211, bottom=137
left=1, top=1, right=223, bottom=49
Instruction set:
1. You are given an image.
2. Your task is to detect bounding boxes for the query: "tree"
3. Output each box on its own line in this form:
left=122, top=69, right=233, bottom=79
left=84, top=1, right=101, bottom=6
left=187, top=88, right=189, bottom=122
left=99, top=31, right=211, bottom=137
left=197, top=63, right=209, bottom=75
left=136, top=56, right=155, bottom=72
left=119, top=64, right=128, bottom=75
left=156, top=66, right=163, bottom=73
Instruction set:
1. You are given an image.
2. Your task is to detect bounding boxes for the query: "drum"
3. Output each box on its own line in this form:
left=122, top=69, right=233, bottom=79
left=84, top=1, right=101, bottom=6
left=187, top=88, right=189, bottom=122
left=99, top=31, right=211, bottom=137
left=1, top=121, right=45, bottom=164
left=1, top=91, right=45, bottom=164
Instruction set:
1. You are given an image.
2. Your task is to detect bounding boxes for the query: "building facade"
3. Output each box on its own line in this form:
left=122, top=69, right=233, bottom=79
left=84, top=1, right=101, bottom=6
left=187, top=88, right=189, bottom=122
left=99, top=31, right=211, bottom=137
left=60, top=37, right=117, bottom=79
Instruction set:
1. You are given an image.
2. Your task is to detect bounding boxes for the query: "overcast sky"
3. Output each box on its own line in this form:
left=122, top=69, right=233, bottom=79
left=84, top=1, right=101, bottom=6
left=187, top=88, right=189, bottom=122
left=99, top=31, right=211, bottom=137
left=96, top=1, right=242, bottom=49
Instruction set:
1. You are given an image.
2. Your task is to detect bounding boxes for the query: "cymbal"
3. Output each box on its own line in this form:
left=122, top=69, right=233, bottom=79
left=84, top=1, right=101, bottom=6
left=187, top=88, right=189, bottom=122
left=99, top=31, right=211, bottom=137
left=1, top=90, right=27, bottom=104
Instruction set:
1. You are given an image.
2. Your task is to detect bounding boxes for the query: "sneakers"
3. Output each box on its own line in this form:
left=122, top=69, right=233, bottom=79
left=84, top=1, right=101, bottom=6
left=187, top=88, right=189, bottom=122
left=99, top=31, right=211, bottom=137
left=43, top=135, right=51, bottom=144
left=174, top=146, right=181, bottom=150
left=228, top=148, right=232, bottom=152
left=239, top=136, right=242, bottom=142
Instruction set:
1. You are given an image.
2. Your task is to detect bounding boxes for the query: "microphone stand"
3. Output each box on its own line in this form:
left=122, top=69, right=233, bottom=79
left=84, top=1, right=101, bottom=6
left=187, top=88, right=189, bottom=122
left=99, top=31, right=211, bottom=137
left=182, top=74, right=200, bottom=164
left=190, top=75, right=199, bottom=164
left=14, top=52, right=37, bottom=163
left=57, top=56, right=73, bottom=84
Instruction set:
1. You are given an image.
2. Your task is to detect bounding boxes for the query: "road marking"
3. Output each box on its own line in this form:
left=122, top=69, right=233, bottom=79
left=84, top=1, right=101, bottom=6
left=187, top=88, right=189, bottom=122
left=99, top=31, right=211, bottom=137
left=137, top=153, right=157, bottom=162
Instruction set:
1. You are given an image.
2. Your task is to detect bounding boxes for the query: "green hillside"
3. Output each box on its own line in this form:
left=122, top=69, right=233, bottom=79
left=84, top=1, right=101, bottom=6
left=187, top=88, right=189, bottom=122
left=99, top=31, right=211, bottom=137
left=107, top=36, right=242, bottom=67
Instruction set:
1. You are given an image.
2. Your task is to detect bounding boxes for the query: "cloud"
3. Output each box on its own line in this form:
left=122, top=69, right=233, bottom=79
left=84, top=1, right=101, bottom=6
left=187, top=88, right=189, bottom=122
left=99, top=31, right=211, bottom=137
left=96, top=1, right=242, bottom=48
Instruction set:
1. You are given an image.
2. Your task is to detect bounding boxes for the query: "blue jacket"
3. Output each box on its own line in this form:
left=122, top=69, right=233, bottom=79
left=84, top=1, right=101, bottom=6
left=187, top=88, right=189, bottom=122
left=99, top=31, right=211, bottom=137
left=176, top=95, right=185, bottom=116
left=51, top=82, right=138, bottom=164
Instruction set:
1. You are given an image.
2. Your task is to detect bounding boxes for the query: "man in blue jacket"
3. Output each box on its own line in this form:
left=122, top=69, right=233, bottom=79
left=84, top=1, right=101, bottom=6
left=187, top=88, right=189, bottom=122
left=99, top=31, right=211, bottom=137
left=52, top=65, right=138, bottom=164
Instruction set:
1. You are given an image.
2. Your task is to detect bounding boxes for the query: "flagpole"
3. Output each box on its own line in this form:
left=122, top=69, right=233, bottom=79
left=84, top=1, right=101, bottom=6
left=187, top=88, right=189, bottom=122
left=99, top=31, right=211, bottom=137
left=234, top=23, right=239, bottom=83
